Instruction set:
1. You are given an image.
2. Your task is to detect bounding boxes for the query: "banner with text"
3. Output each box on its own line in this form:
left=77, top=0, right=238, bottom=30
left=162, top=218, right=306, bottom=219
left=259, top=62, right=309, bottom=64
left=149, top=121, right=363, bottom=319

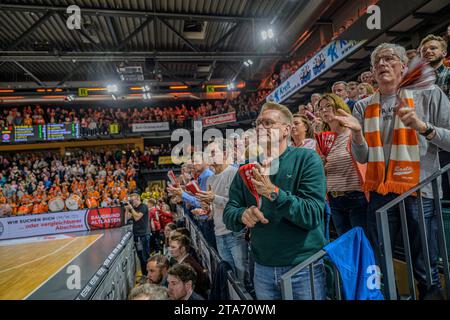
left=0, top=207, right=123, bottom=240
left=202, top=112, right=237, bottom=127
left=266, top=39, right=365, bottom=104
left=131, top=122, right=170, bottom=133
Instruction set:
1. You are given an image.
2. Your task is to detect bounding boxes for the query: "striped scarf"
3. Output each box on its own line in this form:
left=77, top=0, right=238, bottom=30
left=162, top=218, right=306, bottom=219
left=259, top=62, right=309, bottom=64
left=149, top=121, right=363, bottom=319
left=364, top=89, right=420, bottom=195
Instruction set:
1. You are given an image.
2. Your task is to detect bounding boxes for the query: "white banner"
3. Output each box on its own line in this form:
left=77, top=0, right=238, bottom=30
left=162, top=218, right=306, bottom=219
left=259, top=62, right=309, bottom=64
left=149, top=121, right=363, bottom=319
left=266, top=39, right=365, bottom=104
left=131, top=122, right=170, bottom=133
left=0, top=207, right=123, bottom=240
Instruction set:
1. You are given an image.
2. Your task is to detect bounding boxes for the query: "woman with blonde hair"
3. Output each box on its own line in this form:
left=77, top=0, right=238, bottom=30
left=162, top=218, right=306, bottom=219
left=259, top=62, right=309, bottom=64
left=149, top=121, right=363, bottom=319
left=357, top=82, right=374, bottom=100
left=318, top=93, right=368, bottom=236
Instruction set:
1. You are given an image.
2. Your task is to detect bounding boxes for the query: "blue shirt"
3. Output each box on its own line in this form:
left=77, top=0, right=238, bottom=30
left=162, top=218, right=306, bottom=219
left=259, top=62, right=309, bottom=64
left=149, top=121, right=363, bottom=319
left=181, top=168, right=214, bottom=208
left=324, top=227, right=384, bottom=300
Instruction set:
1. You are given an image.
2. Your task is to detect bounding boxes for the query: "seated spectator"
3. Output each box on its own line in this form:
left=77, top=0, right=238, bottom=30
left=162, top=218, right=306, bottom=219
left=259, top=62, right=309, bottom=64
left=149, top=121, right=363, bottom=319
left=169, top=235, right=209, bottom=298
left=128, top=283, right=169, bottom=300
left=167, top=264, right=204, bottom=300
left=147, top=254, right=170, bottom=287
left=163, top=222, right=177, bottom=256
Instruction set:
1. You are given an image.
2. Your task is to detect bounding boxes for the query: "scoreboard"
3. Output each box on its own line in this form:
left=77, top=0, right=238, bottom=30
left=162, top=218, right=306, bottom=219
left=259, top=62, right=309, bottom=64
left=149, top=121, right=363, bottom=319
left=1, top=124, right=80, bottom=143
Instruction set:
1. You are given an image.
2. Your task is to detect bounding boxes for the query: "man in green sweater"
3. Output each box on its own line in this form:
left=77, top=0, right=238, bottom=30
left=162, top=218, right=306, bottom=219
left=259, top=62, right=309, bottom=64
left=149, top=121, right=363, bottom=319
left=223, top=102, right=327, bottom=300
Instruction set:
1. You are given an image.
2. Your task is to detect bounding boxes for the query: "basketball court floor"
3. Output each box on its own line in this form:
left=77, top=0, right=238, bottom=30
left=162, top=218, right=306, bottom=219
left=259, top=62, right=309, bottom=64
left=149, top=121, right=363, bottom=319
left=0, top=227, right=131, bottom=300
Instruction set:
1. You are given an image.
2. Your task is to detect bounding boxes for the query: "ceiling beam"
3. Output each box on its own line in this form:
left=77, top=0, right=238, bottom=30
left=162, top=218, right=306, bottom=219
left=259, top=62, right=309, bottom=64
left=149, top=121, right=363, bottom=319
left=0, top=52, right=285, bottom=62
left=0, top=3, right=269, bottom=22
left=157, top=18, right=200, bottom=53
left=56, top=62, right=86, bottom=86
left=210, top=23, right=241, bottom=51
left=106, top=16, right=120, bottom=48
left=11, top=61, right=45, bottom=86
left=117, top=17, right=154, bottom=50
left=4, top=10, right=54, bottom=50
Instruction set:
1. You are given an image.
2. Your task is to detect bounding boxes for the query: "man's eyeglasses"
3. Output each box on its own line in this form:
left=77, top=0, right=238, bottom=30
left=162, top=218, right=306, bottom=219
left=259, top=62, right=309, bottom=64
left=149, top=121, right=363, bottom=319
left=252, top=119, right=288, bottom=129
left=373, top=54, right=400, bottom=66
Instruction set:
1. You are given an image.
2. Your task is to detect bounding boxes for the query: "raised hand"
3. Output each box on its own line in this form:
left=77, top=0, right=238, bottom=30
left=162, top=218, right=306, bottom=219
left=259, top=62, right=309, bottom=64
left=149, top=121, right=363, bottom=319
left=333, top=109, right=362, bottom=132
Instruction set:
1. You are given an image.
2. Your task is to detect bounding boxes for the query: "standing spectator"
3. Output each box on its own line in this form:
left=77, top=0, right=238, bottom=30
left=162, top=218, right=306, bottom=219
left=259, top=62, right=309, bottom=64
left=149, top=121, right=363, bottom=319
left=419, top=35, right=449, bottom=98
left=347, top=81, right=360, bottom=102
left=336, top=43, right=450, bottom=299
left=332, top=81, right=356, bottom=111
left=224, top=102, right=327, bottom=300
left=318, top=93, right=368, bottom=236
left=357, top=83, right=375, bottom=100
left=290, top=114, right=316, bottom=149
left=124, top=193, right=151, bottom=282
left=148, top=198, right=162, bottom=253
left=419, top=34, right=450, bottom=201
left=406, top=49, right=418, bottom=62
left=360, top=71, right=375, bottom=87
left=196, top=139, right=248, bottom=284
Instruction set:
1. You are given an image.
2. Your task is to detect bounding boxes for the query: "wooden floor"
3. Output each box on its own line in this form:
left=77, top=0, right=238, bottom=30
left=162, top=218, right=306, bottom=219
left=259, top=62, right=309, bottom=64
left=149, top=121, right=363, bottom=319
left=0, top=234, right=102, bottom=300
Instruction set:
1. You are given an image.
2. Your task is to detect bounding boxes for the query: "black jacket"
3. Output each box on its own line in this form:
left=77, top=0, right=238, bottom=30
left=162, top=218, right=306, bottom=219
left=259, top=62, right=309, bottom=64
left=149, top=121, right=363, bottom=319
left=208, top=260, right=232, bottom=300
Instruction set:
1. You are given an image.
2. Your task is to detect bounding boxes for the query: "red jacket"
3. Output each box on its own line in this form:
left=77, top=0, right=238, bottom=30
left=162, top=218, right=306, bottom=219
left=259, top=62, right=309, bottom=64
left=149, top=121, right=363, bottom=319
left=158, top=208, right=174, bottom=229
left=149, top=207, right=161, bottom=232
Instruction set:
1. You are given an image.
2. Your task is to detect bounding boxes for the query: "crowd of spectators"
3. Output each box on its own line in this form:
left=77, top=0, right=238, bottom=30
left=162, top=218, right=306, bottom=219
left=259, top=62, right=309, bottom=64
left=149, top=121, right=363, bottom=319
left=154, top=33, right=450, bottom=301
left=0, top=90, right=267, bottom=136
left=0, top=148, right=139, bottom=216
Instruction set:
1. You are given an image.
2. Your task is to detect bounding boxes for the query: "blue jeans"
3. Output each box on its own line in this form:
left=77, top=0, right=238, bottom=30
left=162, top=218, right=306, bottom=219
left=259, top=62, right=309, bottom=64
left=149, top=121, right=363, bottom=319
left=198, top=219, right=217, bottom=250
left=254, top=260, right=326, bottom=300
left=366, top=192, right=441, bottom=297
left=216, top=230, right=248, bottom=283
left=329, top=191, right=368, bottom=236
left=134, top=234, right=151, bottom=276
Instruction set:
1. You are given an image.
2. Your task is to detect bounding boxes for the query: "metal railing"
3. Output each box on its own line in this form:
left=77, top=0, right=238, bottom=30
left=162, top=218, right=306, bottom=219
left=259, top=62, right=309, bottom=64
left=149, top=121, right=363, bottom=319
left=280, top=250, right=343, bottom=300
left=376, top=163, right=450, bottom=300
left=184, top=213, right=253, bottom=300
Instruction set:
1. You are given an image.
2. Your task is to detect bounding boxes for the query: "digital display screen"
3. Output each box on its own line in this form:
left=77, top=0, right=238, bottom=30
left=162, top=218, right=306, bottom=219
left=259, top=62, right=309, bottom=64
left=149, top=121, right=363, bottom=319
left=1, top=124, right=80, bottom=144
left=1, top=126, right=13, bottom=143
left=46, top=123, right=80, bottom=141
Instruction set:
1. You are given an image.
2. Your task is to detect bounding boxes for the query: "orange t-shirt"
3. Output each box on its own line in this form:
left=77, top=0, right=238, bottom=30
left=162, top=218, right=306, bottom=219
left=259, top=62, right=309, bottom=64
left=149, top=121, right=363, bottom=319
left=119, top=188, right=128, bottom=201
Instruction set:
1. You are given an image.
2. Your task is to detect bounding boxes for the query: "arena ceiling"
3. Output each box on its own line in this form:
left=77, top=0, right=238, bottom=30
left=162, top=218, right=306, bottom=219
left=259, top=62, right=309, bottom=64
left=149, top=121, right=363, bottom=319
left=0, top=0, right=335, bottom=88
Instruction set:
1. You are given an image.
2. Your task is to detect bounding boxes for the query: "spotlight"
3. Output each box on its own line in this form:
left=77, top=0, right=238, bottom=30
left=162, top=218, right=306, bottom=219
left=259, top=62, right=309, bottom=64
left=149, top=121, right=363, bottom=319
left=261, top=30, right=267, bottom=40
left=261, top=28, right=275, bottom=41
left=143, top=93, right=152, bottom=100
left=107, top=84, right=118, bottom=93
left=143, top=85, right=150, bottom=92
left=227, top=82, right=235, bottom=90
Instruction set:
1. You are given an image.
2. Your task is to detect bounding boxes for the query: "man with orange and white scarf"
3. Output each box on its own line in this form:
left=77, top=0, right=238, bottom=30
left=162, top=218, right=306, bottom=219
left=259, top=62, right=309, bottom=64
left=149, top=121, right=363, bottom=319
left=334, top=43, right=450, bottom=299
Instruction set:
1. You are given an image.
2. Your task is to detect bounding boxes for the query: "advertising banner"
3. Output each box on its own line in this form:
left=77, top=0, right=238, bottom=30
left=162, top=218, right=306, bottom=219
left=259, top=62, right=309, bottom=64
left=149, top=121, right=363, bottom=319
left=0, top=207, right=123, bottom=240
left=202, top=112, right=237, bottom=127
left=131, top=122, right=170, bottom=132
left=266, top=40, right=365, bottom=104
